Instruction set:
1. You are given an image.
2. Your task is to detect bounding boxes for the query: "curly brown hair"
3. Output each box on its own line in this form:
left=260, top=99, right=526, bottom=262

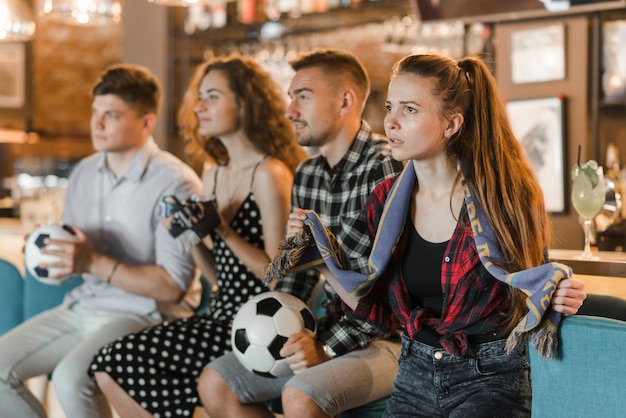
left=178, top=56, right=307, bottom=173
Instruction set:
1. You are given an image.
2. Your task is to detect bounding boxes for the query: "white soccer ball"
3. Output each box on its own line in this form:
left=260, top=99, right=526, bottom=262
left=24, top=223, right=77, bottom=286
left=231, top=291, right=317, bottom=378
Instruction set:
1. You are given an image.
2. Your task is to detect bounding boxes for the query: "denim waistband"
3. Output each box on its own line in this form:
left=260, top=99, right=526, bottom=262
left=402, top=332, right=509, bottom=360
left=414, top=327, right=504, bottom=348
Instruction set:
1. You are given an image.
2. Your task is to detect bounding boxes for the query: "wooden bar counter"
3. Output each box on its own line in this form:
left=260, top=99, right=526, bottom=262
left=550, top=249, right=626, bottom=299
left=1, top=227, right=626, bottom=299
left=550, top=249, right=626, bottom=277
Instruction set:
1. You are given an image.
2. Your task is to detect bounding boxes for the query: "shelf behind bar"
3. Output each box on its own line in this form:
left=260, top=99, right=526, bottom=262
left=549, top=249, right=626, bottom=278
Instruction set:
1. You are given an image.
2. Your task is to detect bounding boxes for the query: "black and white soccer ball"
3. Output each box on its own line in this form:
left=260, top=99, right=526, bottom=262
left=24, top=223, right=76, bottom=285
left=231, top=291, right=317, bottom=378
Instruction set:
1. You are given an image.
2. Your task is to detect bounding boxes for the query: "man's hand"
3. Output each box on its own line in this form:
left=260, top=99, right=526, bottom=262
left=286, top=208, right=307, bottom=238
left=279, top=332, right=330, bottom=373
left=552, top=277, right=586, bottom=316
left=39, top=226, right=94, bottom=278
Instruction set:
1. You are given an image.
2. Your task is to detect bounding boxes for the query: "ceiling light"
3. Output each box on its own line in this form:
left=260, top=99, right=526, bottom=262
left=147, top=0, right=215, bottom=6
left=40, top=0, right=122, bottom=25
left=0, top=0, right=36, bottom=41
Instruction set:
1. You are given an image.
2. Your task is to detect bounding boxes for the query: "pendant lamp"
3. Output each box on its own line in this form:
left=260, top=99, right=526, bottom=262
left=147, top=0, right=215, bottom=6
left=40, top=0, right=122, bottom=25
left=0, top=0, right=36, bottom=41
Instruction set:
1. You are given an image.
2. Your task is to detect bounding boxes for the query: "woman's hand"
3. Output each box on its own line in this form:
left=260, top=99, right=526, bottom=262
left=551, top=278, right=586, bottom=316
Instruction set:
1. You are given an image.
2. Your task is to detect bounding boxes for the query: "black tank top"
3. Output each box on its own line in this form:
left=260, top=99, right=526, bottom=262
left=401, top=218, right=447, bottom=317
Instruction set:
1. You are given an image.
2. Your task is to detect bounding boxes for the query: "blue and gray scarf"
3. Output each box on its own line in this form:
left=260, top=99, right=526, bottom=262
left=264, top=162, right=573, bottom=359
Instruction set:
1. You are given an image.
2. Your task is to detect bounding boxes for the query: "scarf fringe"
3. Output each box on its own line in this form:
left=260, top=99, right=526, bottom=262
left=529, top=318, right=559, bottom=360
left=262, top=229, right=314, bottom=287
left=505, top=321, right=528, bottom=354
left=505, top=318, right=559, bottom=360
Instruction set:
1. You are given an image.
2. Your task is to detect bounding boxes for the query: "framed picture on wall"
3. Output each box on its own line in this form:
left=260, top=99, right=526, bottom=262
left=510, top=23, right=566, bottom=84
left=506, top=96, right=567, bottom=214
left=0, top=43, right=25, bottom=108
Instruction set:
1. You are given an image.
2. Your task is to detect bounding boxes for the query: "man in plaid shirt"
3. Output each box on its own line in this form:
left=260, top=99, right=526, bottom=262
left=200, top=49, right=404, bottom=417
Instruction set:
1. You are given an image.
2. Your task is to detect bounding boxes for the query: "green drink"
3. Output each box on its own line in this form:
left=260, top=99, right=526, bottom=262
left=572, top=165, right=605, bottom=219
left=571, top=160, right=605, bottom=260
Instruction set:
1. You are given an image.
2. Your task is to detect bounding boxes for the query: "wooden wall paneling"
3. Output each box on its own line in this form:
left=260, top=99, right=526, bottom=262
left=495, top=15, right=590, bottom=250
left=122, top=1, right=169, bottom=150
left=595, top=10, right=626, bottom=175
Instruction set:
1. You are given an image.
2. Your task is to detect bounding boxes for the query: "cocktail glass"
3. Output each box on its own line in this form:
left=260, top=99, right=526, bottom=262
left=571, top=161, right=606, bottom=260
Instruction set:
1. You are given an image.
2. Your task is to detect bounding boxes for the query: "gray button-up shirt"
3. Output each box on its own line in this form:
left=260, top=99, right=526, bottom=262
left=61, top=137, right=203, bottom=315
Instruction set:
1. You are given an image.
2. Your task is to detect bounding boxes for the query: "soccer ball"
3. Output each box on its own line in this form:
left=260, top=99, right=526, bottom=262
left=231, top=291, right=317, bottom=378
left=24, top=223, right=77, bottom=286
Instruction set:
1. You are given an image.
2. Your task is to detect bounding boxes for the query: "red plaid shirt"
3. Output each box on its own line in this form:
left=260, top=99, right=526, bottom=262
left=347, top=176, right=512, bottom=357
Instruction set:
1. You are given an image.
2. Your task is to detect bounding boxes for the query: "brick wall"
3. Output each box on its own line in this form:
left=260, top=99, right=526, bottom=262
left=32, top=19, right=122, bottom=137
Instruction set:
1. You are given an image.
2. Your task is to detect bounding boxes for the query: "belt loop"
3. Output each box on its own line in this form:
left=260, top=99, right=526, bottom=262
left=402, top=334, right=411, bottom=357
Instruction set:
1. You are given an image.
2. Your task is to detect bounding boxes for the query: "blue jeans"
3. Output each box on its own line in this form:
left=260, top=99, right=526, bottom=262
left=383, top=333, right=531, bottom=418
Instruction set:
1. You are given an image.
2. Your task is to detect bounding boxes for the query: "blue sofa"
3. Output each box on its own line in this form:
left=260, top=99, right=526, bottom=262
left=0, top=258, right=82, bottom=336
left=4, top=260, right=625, bottom=418
left=0, top=259, right=24, bottom=335
left=528, top=314, right=626, bottom=418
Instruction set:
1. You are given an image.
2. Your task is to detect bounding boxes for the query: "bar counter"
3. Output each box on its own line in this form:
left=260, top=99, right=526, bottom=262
left=549, top=249, right=626, bottom=299
left=1, top=223, right=625, bottom=298
left=549, top=249, right=626, bottom=278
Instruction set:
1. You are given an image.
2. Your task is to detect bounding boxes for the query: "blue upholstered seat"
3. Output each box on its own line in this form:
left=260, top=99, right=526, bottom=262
left=0, top=259, right=24, bottom=335
left=0, top=261, right=83, bottom=334
left=194, top=275, right=214, bottom=315
left=528, top=314, right=626, bottom=418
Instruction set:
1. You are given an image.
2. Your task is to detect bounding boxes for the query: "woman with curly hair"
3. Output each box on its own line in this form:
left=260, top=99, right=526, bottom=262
left=88, top=56, right=307, bottom=418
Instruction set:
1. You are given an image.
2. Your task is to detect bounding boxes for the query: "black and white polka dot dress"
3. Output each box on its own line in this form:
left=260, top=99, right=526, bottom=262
left=89, top=192, right=268, bottom=418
